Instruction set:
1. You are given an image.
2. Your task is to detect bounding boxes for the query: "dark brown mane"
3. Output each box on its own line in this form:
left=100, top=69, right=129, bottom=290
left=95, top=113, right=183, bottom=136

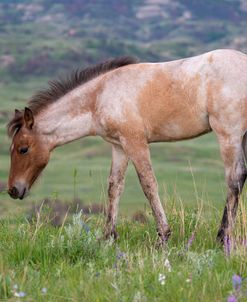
left=7, top=56, right=138, bottom=137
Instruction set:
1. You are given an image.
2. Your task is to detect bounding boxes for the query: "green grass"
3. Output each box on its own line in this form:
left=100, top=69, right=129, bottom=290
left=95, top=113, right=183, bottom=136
left=0, top=74, right=243, bottom=302
left=2, top=115, right=246, bottom=301
left=0, top=80, right=246, bottom=302
left=0, top=203, right=246, bottom=302
left=1, top=2, right=247, bottom=300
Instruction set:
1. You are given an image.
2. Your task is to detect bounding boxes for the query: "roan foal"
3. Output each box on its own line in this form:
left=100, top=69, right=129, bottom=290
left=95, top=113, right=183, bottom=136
left=7, top=49, right=247, bottom=245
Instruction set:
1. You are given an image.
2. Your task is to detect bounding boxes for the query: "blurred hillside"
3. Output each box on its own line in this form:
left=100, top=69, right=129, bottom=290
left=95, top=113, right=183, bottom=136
left=0, top=0, right=247, bottom=82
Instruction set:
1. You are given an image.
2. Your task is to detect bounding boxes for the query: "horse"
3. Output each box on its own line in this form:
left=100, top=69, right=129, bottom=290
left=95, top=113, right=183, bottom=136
left=7, top=49, right=247, bottom=245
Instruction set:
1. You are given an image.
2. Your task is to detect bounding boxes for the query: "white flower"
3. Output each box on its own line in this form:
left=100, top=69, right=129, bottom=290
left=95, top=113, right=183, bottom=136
left=158, top=273, right=166, bottom=285
left=14, top=291, right=26, bottom=298
left=41, top=287, right=47, bottom=294
left=164, top=259, right=171, bottom=272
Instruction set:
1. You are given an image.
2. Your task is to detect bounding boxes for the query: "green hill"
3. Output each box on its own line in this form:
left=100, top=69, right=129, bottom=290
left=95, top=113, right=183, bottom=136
left=0, top=0, right=247, bottom=81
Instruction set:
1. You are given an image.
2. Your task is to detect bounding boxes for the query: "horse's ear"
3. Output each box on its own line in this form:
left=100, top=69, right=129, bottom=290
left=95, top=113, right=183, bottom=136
left=15, top=109, right=21, bottom=116
left=24, top=107, right=34, bottom=129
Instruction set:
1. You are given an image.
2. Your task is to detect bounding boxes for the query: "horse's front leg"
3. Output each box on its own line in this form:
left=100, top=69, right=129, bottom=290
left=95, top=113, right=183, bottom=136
left=122, top=138, right=171, bottom=246
left=104, top=144, right=128, bottom=239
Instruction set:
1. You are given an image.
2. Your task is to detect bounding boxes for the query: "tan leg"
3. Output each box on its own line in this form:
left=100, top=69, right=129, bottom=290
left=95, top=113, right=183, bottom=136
left=122, top=139, right=170, bottom=245
left=104, top=144, right=128, bottom=239
left=216, top=139, right=247, bottom=242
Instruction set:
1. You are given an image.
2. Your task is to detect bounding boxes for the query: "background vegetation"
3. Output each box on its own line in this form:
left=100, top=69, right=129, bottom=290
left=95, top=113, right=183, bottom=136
left=0, top=1, right=247, bottom=301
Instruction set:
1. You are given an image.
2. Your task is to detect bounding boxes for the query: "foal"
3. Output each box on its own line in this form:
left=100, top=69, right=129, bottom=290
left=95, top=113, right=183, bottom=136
left=7, top=49, right=247, bottom=245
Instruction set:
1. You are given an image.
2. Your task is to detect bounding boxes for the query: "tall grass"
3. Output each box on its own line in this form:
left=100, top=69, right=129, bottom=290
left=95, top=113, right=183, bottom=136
left=0, top=195, right=246, bottom=301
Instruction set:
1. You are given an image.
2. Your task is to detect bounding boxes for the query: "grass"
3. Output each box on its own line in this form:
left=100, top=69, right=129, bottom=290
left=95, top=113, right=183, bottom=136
left=0, top=81, right=246, bottom=302
left=1, top=2, right=247, bottom=300
left=0, top=198, right=246, bottom=302
left=1, top=88, right=243, bottom=302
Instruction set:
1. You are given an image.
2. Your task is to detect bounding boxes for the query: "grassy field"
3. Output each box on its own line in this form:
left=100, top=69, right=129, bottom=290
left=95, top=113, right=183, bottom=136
left=1, top=102, right=247, bottom=301
left=0, top=74, right=246, bottom=302
left=1, top=1, right=247, bottom=300
left=0, top=203, right=247, bottom=302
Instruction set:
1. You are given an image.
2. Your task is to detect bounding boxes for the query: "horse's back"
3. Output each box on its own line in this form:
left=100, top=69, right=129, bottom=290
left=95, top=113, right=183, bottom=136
left=97, top=49, right=247, bottom=143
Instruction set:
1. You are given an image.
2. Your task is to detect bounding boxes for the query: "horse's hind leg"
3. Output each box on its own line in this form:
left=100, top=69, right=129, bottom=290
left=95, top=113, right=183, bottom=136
left=216, top=134, right=247, bottom=243
left=121, top=139, right=170, bottom=246
left=104, top=144, right=128, bottom=239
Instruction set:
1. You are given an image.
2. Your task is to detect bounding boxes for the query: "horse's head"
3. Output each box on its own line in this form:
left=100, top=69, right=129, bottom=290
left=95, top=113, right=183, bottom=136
left=8, top=108, right=50, bottom=199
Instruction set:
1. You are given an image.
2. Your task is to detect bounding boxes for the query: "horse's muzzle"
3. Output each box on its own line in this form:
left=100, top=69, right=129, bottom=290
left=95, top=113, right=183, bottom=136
left=8, top=184, right=27, bottom=200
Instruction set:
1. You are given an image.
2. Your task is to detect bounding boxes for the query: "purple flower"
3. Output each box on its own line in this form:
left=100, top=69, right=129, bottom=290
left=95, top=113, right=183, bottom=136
left=227, top=294, right=237, bottom=302
left=114, top=250, right=128, bottom=271
left=82, top=222, right=90, bottom=233
left=14, top=292, right=26, bottom=298
left=224, top=235, right=231, bottom=256
left=116, top=251, right=126, bottom=260
left=232, top=274, right=242, bottom=290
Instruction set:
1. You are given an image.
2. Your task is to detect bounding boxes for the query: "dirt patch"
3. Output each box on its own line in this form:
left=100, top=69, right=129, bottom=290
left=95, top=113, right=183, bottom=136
left=28, top=198, right=105, bottom=226
left=132, top=211, right=148, bottom=224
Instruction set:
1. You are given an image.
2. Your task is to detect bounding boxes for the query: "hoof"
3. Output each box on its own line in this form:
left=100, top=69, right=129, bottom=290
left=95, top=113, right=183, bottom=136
left=156, top=228, right=171, bottom=249
left=104, top=229, right=119, bottom=240
left=216, top=228, right=230, bottom=245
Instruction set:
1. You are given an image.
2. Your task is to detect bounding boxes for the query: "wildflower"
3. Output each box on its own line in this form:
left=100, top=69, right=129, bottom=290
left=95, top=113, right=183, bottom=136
left=186, top=273, right=192, bottom=283
left=82, top=222, right=90, bottom=233
left=232, top=274, right=242, bottom=291
left=116, top=250, right=127, bottom=264
left=224, top=235, right=231, bottom=256
left=114, top=249, right=128, bottom=271
left=158, top=273, right=166, bottom=285
left=116, top=251, right=126, bottom=260
left=14, top=291, right=26, bottom=298
left=164, top=259, right=171, bottom=272
left=41, top=287, right=47, bottom=295
left=227, top=294, right=237, bottom=302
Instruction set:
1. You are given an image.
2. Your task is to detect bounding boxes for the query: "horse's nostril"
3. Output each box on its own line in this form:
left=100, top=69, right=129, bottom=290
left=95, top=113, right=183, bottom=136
left=12, top=186, right=19, bottom=196
left=8, top=186, right=19, bottom=198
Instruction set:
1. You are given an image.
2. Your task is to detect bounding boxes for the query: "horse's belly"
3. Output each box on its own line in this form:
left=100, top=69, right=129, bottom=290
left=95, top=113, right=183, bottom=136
left=146, top=111, right=211, bottom=142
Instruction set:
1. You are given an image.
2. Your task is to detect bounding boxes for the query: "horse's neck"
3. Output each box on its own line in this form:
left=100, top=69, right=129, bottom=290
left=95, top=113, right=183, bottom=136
left=36, top=82, right=97, bottom=148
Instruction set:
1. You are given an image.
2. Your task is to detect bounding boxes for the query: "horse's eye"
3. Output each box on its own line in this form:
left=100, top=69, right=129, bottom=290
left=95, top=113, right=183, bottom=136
left=19, top=146, right=29, bottom=155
